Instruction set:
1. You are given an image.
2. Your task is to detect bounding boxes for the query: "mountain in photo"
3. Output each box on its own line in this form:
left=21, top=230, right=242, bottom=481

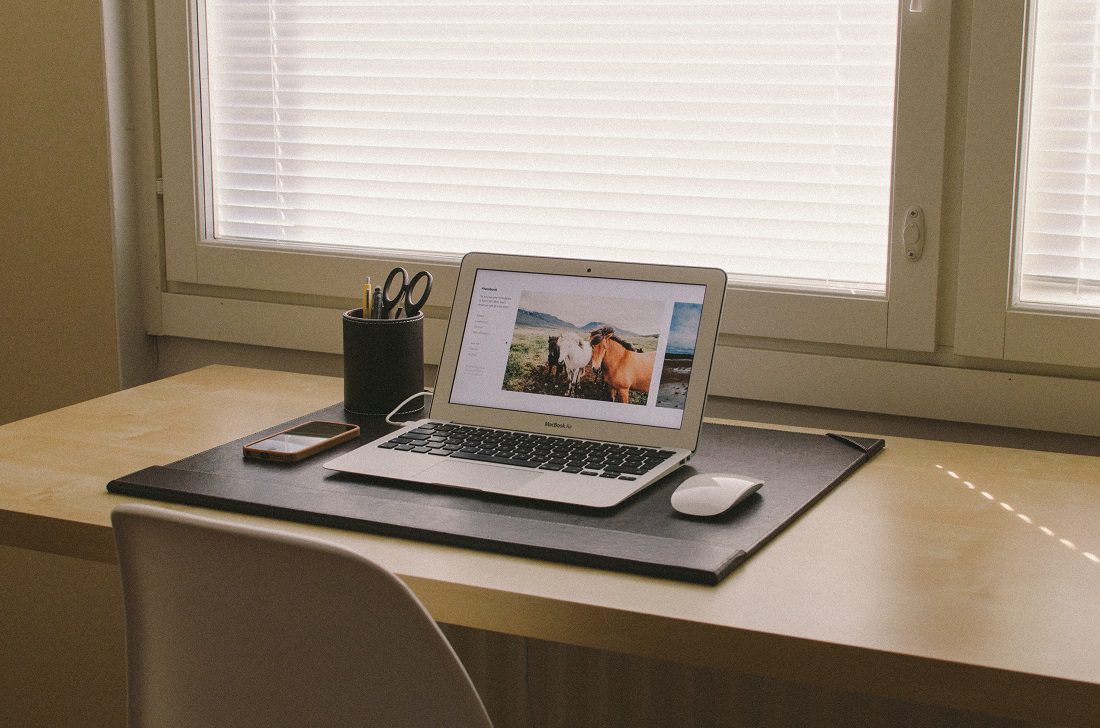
left=580, top=321, right=652, bottom=338
left=514, top=309, right=577, bottom=330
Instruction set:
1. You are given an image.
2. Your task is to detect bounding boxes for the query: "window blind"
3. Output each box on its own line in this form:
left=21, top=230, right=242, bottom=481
left=1018, top=0, right=1100, bottom=310
left=201, top=0, right=899, bottom=293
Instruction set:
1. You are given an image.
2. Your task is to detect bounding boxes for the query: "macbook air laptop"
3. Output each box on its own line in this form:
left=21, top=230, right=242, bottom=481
left=324, top=252, right=727, bottom=508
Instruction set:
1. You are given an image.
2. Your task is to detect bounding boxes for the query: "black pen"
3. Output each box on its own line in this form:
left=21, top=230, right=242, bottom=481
left=370, top=286, right=383, bottom=319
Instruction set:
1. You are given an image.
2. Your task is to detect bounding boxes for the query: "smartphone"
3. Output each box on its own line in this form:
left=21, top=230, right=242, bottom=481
left=243, top=421, right=360, bottom=462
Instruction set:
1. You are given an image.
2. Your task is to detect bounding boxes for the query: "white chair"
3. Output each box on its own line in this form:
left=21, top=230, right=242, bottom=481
left=111, top=503, right=493, bottom=728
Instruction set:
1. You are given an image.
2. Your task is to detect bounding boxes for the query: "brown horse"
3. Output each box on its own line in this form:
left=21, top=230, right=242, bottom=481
left=589, top=327, right=655, bottom=403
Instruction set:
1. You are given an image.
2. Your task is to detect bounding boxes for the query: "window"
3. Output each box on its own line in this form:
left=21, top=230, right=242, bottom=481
left=200, top=0, right=900, bottom=295
left=958, top=0, right=1100, bottom=368
left=155, top=1, right=950, bottom=354
left=1016, top=0, right=1100, bottom=312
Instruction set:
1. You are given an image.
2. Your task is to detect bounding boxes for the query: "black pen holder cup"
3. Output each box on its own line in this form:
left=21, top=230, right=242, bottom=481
left=342, top=309, right=425, bottom=417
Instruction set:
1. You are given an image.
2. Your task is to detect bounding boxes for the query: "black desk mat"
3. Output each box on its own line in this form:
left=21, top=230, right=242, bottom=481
left=107, top=404, right=883, bottom=584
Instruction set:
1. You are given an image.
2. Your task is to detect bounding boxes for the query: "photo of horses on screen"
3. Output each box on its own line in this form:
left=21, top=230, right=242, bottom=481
left=502, top=292, right=700, bottom=409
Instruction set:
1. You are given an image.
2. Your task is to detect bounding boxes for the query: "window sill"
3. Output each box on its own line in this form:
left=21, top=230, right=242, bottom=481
left=149, top=293, right=1100, bottom=438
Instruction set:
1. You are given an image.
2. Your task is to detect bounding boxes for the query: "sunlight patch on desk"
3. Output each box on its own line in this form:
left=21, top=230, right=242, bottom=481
left=934, top=463, right=1098, bottom=567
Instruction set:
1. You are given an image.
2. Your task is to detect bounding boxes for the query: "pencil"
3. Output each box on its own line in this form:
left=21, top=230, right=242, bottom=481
left=362, top=277, right=372, bottom=318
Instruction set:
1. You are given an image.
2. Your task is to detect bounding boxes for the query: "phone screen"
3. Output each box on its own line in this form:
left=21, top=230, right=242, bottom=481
left=248, top=422, right=357, bottom=454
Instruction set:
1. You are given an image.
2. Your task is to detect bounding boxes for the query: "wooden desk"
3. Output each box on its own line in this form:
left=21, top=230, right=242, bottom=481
left=2, top=366, right=1098, bottom=727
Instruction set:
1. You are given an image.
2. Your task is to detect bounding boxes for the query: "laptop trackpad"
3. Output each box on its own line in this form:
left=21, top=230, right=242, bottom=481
left=421, top=459, right=541, bottom=493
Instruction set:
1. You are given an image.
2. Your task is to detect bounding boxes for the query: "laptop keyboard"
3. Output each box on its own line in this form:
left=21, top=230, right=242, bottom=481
left=378, top=422, right=676, bottom=481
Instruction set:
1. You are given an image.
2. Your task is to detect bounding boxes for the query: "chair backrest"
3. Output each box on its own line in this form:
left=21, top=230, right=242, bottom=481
left=111, top=504, right=493, bottom=728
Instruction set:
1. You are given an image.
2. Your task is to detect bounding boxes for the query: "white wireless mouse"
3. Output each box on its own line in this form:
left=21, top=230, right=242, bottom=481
left=670, top=474, right=763, bottom=517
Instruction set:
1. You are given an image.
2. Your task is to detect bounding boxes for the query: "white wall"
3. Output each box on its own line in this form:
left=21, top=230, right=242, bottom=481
left=0, top=0, right=122, bottom=425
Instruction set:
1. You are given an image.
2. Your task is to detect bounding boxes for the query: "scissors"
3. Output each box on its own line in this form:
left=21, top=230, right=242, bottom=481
left=380, top=266, right=433, bottom=319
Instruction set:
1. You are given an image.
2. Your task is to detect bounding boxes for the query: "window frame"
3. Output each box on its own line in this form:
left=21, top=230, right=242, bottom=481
left=956, top=0, right=1100, bottom=369
left=154, top=0, right=951, bottom=358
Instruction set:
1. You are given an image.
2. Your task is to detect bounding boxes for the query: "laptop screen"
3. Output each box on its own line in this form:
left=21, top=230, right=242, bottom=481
left=449, top=268, right=707, bottom=430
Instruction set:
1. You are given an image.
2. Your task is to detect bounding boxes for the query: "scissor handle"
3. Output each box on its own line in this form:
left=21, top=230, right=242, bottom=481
left=401, top=270, right=433, bottom=317
left=380, top=267, right=409, bottom=317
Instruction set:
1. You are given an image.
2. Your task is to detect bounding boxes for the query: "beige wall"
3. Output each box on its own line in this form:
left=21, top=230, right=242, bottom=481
left=0, top=1, right=121, bottom=424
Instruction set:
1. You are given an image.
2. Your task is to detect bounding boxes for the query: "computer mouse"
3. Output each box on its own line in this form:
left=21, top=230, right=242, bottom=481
left=670, top=474, right=763, bottom=517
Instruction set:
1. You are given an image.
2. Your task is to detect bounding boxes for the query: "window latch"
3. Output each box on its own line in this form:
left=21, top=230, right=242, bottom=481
left=902, top=206, right=925, bottom=262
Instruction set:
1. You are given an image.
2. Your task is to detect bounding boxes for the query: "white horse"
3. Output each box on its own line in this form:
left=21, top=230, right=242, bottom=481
left=557, top=331, right=592, bottom=396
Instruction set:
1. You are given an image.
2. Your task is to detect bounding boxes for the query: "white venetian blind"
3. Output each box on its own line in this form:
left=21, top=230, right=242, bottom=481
left=1017, top=0, right=1100, bottom=310
left=201, top=0, right=899, bottom=293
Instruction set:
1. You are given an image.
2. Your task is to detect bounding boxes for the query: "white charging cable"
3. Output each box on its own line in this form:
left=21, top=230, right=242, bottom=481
left=385, top=388, right=434, bottom=426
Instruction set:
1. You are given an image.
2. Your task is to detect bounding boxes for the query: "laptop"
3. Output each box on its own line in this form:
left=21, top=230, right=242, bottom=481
left=324, top=252, right=727, bottom=508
